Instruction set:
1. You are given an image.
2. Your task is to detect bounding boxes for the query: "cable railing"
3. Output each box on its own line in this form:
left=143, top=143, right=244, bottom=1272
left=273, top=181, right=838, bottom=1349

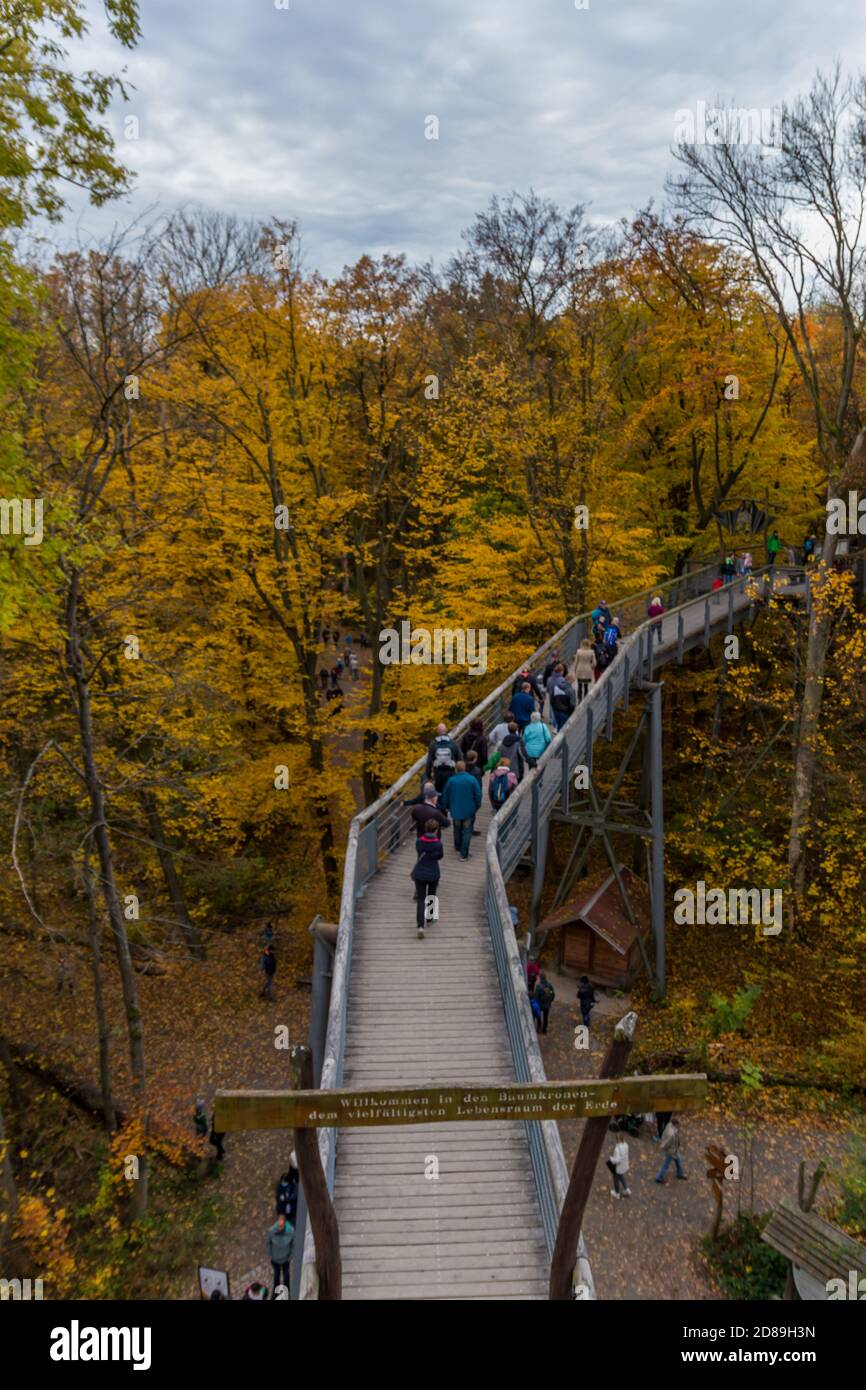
left=299, top=561, right=783, bottom=1298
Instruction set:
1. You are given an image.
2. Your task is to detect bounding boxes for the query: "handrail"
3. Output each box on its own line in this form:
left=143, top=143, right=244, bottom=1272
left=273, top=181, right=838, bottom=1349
left=300, top=561, right=774, bottom=1298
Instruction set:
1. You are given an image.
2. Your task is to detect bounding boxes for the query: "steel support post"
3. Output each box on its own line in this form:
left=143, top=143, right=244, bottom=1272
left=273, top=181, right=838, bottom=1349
left=649, top=682, right=666, bottom=997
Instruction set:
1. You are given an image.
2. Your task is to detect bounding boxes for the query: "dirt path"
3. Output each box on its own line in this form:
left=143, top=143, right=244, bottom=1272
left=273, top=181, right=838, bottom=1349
left=536, top=965, right=848, bottom=1300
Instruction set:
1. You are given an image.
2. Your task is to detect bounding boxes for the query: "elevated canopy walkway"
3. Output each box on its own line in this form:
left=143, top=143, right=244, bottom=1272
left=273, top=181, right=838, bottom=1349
left=300, top=565, right=800, bottom=1299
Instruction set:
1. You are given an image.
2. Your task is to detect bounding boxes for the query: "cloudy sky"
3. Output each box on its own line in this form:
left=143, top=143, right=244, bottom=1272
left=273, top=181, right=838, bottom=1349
left=59, top=0, right=865, bottom=276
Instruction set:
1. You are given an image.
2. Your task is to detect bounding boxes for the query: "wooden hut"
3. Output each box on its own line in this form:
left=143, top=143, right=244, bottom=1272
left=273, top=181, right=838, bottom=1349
left=539, top=866, right=649, bottom=987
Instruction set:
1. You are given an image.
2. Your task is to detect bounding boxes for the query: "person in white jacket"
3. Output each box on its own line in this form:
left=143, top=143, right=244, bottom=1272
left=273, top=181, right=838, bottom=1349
left=606, top=1137, right=631, bottom=1197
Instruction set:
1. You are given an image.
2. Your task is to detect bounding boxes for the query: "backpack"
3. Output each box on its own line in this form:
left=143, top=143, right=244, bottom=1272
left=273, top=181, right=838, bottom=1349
left=432, top=737, right=455, bottom=769
left=603, top=626, right=619, bottom=650
left=491, top=772, right=511, bottom=807
left=536, top=981, right=555, bottom=1008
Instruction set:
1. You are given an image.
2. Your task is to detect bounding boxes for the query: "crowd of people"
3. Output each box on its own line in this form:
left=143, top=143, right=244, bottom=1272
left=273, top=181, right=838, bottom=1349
left=318, top=630, right=366, bottom=703
left=404, top=597, right=652, bottom=938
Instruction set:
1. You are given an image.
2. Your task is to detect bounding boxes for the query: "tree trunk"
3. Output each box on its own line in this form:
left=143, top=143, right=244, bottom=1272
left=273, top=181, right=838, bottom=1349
left=65, top=569, right=149, bottom=1216
left=139, top=789, right=204, bottom=959
left=83, top=854, right=117, bottom=1131
left=785, top=544, right=836, bottom=935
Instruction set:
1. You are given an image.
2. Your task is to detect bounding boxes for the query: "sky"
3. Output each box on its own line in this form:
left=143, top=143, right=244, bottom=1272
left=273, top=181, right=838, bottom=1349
left=54, top=0, right=866, bottom=277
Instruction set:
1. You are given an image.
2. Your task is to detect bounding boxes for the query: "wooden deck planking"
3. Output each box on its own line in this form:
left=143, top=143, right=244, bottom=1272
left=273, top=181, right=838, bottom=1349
left=333, top=793, right=550, bottom=1299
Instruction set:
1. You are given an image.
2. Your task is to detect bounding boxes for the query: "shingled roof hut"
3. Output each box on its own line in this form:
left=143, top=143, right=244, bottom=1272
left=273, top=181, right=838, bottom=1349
left=538, top=865, right=650, bottom=987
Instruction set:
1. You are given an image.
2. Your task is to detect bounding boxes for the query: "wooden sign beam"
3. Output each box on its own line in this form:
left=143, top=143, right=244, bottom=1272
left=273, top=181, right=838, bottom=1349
left=214, top=1074, right=707, bottom=1133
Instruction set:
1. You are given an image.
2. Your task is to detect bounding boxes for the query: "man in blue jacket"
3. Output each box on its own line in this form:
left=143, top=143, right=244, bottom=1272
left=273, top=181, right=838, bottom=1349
left=441, top=760, right=482, bottom=860
left=510, top=681, right=536, bottom=731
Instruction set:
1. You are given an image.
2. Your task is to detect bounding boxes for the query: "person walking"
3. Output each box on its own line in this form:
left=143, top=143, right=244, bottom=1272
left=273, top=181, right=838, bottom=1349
left=646, top=594, right=665, bottom=643
left=607, top=1136, right=631, bottom=1198
left=535, top=973, right=555, bottom=1033
left=489, top=758, right=518, bottom=810
left=603, top=614, right=622, bottom=662
left=266, top=1213, right=294, bottom=1294
left=242, top=1281, right=269, bottom=1300
left=275, top=1167, right=298, bottom=1220
left=424, top=723, right=461, bottom=795
left=577, top=975, right=597, bottom=1029
left=530, top=993, right=543, bottom=1032
left=522, top=710, right=553, bottom=768
left=590, top=600, right=611, bottom=632
left=742, top=550, right=753, bottom=574
left=259, top=944, right=277, bottom=1000
left=460, top=717, right=488, bottom=771
left=573, top=639, right=595, bottom=701
left=527, top=958, right=540, bottom=996
left=193, top=1098, right=208, bottom=1140
left=548, top=664, right=576, bottom=730
left=655, top=1117, right=687, bottom=1183
left=592, top=623, right=608, bottom=678
left=653, top=1110, right=672, bottom=1143
left=803, top=532, right=817, bottom=563
left=209, top=1111, right=226, bottom=1163
left=721, top=553, right=736, bottom=585
left=767, top=530, right=782, bottom=566
left=500, top=722, right=525, bottom=781
left=319, top=667, right=329, bottom=691
left=464, top=749, right=484, bottom=790
left=489, top=710, right=514, bottom=755
left=408, top=782, right=450, bottom=836
left=441, top=760, right=482, bottom=860
left=348, top=651, right=359, bottom=680
left=510, top=682, right=536, bottom=732
left=411, top=820, right=443, bottom=938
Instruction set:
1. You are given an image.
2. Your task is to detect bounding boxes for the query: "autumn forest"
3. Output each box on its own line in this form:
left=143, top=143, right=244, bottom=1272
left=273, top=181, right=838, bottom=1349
left=1, top=1, right=865, bottom=1308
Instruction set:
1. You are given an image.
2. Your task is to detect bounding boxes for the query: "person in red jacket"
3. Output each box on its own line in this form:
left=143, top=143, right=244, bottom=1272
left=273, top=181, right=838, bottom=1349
left=646, top=594, right=665, bottom=643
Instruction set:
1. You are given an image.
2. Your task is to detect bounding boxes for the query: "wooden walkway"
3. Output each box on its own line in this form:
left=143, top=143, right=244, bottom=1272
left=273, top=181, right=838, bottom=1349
left=330, top=570, right=796, bottom=1299
left=335, top=795, right=550, bottom=1299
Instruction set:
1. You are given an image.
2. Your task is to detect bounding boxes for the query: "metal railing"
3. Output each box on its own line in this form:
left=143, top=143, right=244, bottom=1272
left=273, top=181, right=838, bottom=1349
left=299, top=562, right=784, bottom=1297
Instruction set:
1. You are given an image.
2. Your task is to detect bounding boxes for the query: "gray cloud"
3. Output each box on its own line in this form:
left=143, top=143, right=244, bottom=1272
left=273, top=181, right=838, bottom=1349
left=57, top=0, right=866, bottom=274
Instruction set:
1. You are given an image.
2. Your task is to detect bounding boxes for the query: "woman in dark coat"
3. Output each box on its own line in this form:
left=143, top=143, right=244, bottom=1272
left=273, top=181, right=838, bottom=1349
left=410, top=820, right=443, bottom=938
left=460, top=717, right=488, bottom=772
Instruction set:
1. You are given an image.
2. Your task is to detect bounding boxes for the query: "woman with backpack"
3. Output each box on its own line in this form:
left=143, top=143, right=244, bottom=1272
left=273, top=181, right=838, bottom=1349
left=522, top=711, right=553, bottom=768
left=489, top=758, right=518, bottom=811
left=411, top=819, right=443, bottom=939
left=500, top=722, right=525, bottom=780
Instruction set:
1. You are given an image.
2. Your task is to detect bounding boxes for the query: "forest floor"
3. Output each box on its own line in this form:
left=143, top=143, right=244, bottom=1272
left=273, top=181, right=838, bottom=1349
left=536, top=965, right=851, bottom=1300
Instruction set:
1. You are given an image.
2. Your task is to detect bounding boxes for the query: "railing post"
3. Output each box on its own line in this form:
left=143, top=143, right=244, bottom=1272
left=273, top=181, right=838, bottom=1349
left=606, top=676, right=614, bottom=739
left=585, top=705, right=594, bottom=774
left=560, top=738, right=570, bottom=812
left=623, top=654, right=630, bottom=711
left=647, top=628, right=654, bottom=682
left=677, top=610, right=684, bottom=664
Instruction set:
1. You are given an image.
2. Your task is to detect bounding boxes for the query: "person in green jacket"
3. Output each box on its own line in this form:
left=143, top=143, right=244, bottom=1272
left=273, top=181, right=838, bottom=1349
left=267, top=1213, right=294, bottom=1294
left=767, top=530, right=782, bottom=565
